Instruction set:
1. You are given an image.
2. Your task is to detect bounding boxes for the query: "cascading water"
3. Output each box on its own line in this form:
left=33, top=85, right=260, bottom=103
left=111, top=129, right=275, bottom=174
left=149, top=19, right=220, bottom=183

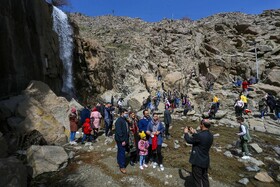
left=52, top=6, right=74, bottom=95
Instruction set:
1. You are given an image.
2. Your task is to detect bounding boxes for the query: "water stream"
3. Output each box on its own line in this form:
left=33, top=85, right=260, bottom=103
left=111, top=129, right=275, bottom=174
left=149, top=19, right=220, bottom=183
left=52, top=6, right=74, bottom=96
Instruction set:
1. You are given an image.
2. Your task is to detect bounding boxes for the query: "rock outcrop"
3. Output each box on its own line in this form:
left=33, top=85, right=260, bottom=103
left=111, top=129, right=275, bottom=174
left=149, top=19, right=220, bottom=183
left=0, top=81, right=84, bottom=156
left=27, top=145, right=68, bottom=177
left=70, top=10, right=280, bottom=109
left=0, top=0, right=63, bottom=99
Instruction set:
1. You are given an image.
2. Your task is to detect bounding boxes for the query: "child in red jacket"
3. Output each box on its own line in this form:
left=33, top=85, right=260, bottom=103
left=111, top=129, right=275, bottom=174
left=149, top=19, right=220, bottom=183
left=82, top=118, right=93, bottom=144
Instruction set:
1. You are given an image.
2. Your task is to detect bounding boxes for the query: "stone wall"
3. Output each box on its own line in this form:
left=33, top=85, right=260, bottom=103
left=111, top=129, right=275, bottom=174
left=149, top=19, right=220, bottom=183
left=0, top=0, right=62, bottom=99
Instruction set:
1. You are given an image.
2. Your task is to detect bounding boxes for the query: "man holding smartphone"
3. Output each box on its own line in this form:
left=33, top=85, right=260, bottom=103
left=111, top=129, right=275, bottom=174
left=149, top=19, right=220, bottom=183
left=184, top=119, right=213, bottom=187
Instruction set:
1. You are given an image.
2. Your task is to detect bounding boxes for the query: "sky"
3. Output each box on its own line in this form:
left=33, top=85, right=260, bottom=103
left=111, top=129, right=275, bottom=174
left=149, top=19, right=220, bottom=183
left=64, top=0, right=280, bottom=22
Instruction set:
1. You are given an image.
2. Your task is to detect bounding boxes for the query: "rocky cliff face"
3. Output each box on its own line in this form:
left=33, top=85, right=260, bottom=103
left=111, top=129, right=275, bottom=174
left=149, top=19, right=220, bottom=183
left=0, top=0, right=63, bottom=99
left=70, top=10, right=280, bottom=100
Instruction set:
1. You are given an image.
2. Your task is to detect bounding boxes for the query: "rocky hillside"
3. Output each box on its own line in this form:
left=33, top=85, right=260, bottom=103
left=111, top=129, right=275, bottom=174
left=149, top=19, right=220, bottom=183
left=0, top=0, right=63, bottom=99
left=70, top=10, right=280, bottom=101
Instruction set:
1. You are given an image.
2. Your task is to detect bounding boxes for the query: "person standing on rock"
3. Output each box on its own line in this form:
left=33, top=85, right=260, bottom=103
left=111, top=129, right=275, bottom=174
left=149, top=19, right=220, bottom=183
left=146, top=113, right=165, bottom=171
left=184, top=119, right=213, bottom=187
left=240, top=93, right=248, bottom=111
left=259, top=98, right=268, bottom=120
left=236, top=116, right=251, bottom=159
left=212, top=95, right=220, bottom=110
left=69, top=107, right=78, bottom=145
left=115, top=109, right=129, bottom=174
left=242, top=79, right=249, bottom=95
left=164, top=106, right=172, bottom=139
left=234, top=97, right=244, bottom=117
left=266, top=93, right=276, bottom=113
left=104, top=102, right=115, bottom=137
left=117, top=98, right=124, bottom=114
left=90, top=107, right=102, bottom=140
left=275, top=98, right=280, bottom=123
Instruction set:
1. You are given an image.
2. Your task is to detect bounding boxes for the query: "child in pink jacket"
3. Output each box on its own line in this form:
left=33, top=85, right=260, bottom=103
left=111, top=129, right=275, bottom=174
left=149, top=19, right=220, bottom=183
left=138, top=131, right=149, bottom=170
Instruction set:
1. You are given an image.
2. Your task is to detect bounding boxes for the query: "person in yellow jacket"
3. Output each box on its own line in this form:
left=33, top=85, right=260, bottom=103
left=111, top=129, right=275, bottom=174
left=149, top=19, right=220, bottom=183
left=213, top=95, right=220, bottom=109
left=240, top=93, right=248, bottom=110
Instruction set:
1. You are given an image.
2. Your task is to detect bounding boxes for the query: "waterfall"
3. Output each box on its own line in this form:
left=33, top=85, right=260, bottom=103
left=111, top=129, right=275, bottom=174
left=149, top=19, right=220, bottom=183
left=52, top=6, right=74, bottom=95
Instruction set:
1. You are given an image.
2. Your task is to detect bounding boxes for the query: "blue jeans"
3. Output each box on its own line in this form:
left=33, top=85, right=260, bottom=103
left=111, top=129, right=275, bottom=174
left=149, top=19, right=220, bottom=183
left=139, top=155, right=146, bottom=166
left=260, top=110, right=265, bottom=118
left=105, top=120, right=112, bottom=136
left=70, top=131, right=76, bottom=142
left=82, top=134, right=93, bottom=143
left=275, top=111, right=280, bottom=119
left=117, top=142, right=126, bottom=168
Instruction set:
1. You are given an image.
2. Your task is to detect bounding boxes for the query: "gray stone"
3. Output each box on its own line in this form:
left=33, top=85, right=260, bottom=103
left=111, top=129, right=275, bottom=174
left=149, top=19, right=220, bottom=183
left=277, top=174, right=280, bottom=182
left=27, top=145, right=68, bottom=177
left=214, top=110, right=228, bottom=119
left=223, top=151, right=233, bottom=158
left=254, top=172, right=274, bottom=183
left=273, top=147, right=280, bottom=155
left=246, top=165, right=260, bottom=172
left=174, top=143, right=181, bottom=149
left=213, top=133, right=220, bottom=137
left=238, top=178, right=249, bottom=185
left=250, top=143, right=263, bottom=153
left=162, top=143, right=168, bottom=148
left=68, top=151, right=75, bottom=159
left=219, top=118, right=239, bottom=127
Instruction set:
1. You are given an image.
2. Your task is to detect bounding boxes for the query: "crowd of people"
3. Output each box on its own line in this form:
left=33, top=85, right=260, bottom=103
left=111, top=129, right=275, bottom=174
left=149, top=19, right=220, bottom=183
left=67, top=75, right=280, bottom=187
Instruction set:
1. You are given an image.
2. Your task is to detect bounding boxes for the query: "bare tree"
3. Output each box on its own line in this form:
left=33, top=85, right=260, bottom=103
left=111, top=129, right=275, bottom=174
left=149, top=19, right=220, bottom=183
left=47, top=0, right=69, bottom=7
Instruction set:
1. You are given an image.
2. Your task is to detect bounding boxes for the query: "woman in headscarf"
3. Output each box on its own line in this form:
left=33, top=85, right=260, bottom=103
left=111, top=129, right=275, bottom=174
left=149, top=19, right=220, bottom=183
left=90, top=107, right=102, bottom=139
left=69, top=107, right=78, bottom=145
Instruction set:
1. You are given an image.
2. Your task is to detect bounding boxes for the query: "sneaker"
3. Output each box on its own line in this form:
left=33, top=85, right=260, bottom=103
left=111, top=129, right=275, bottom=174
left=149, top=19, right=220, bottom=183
left=152, top=162, right=158, bottom=169
left=139, top=166, right=144, bottom=170
left=242, top=156, right=250, bottom=160
left=130, top=161, right=135, bottom=166
left=143, top=164, right=148, bottom=168
left=160, top=164, right=164, bottom=171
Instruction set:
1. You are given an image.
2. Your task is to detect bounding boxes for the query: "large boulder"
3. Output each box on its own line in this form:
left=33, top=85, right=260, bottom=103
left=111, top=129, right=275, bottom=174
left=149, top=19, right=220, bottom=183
left=265, top=68, right=280, bottom=87
left=125, top=89, right=150, bottom=110
left=27, top=145, right=68, bottom=177
left=17, top=97, right=67, bottom=145
left=163, top=72, right=184, bottom=89
left=0, top=157, right=27, bottom=187
left=253, top=83, right=280, bottom=97
left=142, top=73, right=158, bottom=90
left=23, top=81, right=70, bottom=130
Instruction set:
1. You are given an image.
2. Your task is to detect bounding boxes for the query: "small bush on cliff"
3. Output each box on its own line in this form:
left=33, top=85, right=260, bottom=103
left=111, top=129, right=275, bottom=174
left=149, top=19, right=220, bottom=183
left=47, top=0, right=69, bottom=7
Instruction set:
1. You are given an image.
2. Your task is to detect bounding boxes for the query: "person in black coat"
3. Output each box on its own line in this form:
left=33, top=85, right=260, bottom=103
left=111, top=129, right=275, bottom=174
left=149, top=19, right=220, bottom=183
left=164, top=106, right=172, bottom=139
left=184, top=119, right=213, bottom=187
left=115, top=109, right=129, bottom=174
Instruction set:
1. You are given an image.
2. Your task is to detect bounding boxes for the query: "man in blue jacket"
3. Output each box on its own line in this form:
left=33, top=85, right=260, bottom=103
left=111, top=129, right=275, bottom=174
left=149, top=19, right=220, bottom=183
left=115, top=109, right=129, bottom=174
left=138, top=109, right=151, bottom=132
left=184, top=119, right=213, bottom=187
